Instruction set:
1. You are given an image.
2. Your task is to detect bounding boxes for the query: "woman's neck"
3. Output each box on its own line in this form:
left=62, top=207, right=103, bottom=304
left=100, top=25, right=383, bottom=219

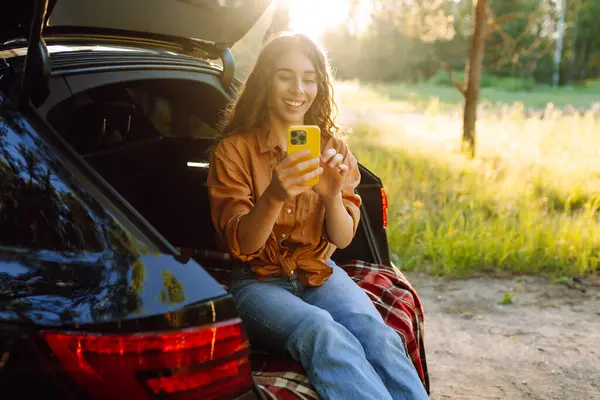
left=268, top=115, right=303, bottom=151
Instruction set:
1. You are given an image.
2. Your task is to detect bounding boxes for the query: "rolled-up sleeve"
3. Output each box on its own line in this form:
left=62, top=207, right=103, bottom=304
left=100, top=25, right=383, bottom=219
left=342, top=149, right=362, bottom=236
left=207, top=144, right=265, bottom=261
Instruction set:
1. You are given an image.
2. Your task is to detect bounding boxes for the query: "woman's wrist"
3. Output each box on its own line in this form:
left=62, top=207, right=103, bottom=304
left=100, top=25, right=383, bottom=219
left=322, top=193, right=343, bottom=210
left=262, top=184, right=286, bottom=207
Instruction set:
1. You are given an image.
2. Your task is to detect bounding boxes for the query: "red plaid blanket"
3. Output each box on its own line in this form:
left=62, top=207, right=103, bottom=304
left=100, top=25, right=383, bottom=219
left=181, top=249, right=430, bottom=399
left=341, top=260, right=429, bottom=394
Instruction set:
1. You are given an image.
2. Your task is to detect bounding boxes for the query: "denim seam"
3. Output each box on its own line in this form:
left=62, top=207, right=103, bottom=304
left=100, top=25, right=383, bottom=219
left=285, top=337, right=332, bottom=399
left=288, top=334, right=312, bottom=356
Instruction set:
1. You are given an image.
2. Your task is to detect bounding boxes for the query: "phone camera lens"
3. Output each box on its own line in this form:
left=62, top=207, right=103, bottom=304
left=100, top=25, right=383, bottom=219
left=291, top=139, right=298, bottom=145
left=291, top=131, right=298, bottom=138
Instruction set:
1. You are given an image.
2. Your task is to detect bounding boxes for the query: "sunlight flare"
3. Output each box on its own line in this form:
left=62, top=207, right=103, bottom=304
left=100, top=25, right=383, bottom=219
left=286, top=0, right=371, bottom=39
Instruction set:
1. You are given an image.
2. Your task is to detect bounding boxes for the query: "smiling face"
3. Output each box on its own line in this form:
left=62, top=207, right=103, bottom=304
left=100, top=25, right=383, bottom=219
left=268, top=50, right=318, bottom=126
left=221, top=33, right=340, bottom=139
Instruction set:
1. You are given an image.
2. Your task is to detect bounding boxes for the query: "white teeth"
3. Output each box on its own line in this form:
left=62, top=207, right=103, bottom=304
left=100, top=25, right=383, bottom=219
left=284, top=100, right=303, bottom=107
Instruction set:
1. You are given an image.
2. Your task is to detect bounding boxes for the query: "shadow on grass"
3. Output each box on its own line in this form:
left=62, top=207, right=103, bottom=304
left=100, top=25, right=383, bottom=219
left=532, top=183, right=600, bottom=215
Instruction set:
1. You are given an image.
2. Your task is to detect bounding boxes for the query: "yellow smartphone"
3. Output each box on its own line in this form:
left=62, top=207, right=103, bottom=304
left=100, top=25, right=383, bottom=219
left=287, top=125, right=321, bottom=186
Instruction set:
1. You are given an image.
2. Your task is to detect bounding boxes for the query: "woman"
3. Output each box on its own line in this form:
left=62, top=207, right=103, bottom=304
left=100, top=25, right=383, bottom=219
left=208, top=32, right=428, bottom=400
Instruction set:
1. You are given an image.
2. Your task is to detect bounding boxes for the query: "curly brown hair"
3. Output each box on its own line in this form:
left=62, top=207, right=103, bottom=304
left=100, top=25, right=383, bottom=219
left=220, top=32, right=340, bottom=138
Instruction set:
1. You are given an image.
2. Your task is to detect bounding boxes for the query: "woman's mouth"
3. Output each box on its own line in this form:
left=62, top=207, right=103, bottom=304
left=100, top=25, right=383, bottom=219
left=283, top=99, right=305, bottom=108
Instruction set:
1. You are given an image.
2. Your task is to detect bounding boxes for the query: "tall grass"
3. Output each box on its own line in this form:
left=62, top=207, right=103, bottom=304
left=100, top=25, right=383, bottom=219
left=341, top=83, right=600, bottom=278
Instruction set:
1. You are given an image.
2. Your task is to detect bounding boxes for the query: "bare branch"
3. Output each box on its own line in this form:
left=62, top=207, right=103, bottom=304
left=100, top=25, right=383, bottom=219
left=493, top=11, right=540, bottom=26
left=484, top=5, right=547, bottom=70
left=491, top=34, right=553, bottom=70
left=490, top=23, right=517, bottom=49
left=429, top=48, right=466, bottom=96
left=515, top=15, right=540, bottom=43
left=525, top=35, right=555, bottom=62
left=485, top=7, right=513, bottom=46
left=486, top=6, right=541, bottom=40
left=519, top=37, right=544, bottom=58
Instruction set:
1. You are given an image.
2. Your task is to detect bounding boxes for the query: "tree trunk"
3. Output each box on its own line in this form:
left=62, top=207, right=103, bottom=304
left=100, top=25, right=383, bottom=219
left=565, top=0, right=582, bottom=85
left=462, top=0, right=487, bottom=159
left=553, top=0, right=567, bottom=87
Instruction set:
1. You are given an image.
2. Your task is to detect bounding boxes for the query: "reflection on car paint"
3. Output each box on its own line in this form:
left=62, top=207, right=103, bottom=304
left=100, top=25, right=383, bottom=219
left=0, top=93, right=226, bottom=327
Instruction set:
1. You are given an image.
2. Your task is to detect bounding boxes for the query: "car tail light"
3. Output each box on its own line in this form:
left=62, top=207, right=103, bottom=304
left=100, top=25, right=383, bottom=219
left=40, top=318, right=252, bottom=400
left=381, top=188, right=389, bottom=228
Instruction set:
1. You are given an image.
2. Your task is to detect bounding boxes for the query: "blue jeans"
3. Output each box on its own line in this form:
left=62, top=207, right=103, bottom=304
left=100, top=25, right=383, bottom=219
left=229, top=260, right=429, bottom=400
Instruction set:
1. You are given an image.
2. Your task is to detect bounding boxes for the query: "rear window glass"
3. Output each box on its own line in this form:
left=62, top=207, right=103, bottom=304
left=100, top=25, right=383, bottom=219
left=46, top=81, right=220, bottom=157
left=0, top=94, right=144, bottom=255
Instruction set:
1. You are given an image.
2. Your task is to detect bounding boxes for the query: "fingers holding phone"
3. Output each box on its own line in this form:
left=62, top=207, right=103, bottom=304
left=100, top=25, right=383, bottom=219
left=265, top=125, right=323, bottom=202
left=286, top=125, right=321, bottom=186
left=279, top=151, right=324, bottom=188
left=267, top=150, right=323, bottom=201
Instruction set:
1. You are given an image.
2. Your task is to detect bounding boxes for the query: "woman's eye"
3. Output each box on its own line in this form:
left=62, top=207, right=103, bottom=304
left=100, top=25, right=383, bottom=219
left=278, top=75, right=292, bottom=82
left=304, top=79, right=316, bottom=84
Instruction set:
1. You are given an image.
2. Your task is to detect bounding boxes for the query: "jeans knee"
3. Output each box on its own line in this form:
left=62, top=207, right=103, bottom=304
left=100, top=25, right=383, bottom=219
left=351, top=314, right=407, bottom=353
left=288, top=308, right=331, bottom=343
left=286, top=309, right=361, bottom=359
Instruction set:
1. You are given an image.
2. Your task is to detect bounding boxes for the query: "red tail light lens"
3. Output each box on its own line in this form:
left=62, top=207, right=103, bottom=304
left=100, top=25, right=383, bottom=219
left=41, top=318, right=252, bottom=400
left=381, top=188, right=389, bottom=228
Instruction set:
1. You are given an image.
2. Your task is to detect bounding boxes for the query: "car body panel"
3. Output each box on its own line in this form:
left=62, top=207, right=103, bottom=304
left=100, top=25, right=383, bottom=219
left=2, top=0, right=272, bottom=48
left=0, top=91, right=227, bottom=329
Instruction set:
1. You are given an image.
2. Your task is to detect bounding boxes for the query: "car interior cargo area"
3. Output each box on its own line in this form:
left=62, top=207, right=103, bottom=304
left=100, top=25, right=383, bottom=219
left=46, top=78, right=227, bottom=252
left=45, top=76, right=384, bottom=266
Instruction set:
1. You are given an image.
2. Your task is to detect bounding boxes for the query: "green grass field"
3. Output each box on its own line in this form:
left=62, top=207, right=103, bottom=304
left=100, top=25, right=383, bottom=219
left=338, top=80, right=600, bottom=112
left=338, top=82, right=600, bottom=278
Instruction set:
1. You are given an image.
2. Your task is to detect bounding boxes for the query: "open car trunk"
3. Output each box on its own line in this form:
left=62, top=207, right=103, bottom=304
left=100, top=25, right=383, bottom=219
left=45, top=75, right=390, bottom=266
left=31, top=49, right=425, bottom=395
left=2, top=0, right=272, bottom=47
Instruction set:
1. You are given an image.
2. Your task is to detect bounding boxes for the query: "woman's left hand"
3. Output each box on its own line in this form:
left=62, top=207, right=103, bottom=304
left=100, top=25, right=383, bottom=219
left=313, top=148, right=348, bottom=200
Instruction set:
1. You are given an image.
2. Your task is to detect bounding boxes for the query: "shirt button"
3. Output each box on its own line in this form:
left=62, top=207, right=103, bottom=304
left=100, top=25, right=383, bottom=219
left=286, top=208, right=292, bottom=214
left=282, top=233, right=287, bottom=238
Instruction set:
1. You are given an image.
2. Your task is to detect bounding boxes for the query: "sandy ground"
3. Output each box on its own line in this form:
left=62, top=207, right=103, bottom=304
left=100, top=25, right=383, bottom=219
left=406, top=272, right=600, bottom=400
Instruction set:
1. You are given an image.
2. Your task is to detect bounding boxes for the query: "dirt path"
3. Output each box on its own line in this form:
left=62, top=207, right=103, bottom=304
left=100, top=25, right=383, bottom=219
left=405, top=272, right=600, bottom=400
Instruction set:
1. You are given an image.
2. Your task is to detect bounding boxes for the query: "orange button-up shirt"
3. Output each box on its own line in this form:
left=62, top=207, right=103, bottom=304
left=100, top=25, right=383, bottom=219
left=207, top=128, right=362, bottom=287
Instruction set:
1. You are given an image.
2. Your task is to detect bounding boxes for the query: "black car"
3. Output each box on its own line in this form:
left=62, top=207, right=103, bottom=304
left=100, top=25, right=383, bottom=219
left=0, top=1, right=393, bottom=399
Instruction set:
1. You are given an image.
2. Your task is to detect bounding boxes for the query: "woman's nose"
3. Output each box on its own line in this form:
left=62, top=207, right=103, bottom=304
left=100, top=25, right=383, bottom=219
left=290, top=77, right=305, bottom=95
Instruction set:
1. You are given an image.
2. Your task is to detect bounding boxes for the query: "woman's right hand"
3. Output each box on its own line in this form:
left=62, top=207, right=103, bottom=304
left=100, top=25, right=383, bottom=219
left=266, top=149, right=323, bottom=202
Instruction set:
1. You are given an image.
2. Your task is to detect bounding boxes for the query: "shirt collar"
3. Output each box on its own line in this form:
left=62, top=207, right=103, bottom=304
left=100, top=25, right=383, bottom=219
left=257, top=126, right=282, bottom=154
